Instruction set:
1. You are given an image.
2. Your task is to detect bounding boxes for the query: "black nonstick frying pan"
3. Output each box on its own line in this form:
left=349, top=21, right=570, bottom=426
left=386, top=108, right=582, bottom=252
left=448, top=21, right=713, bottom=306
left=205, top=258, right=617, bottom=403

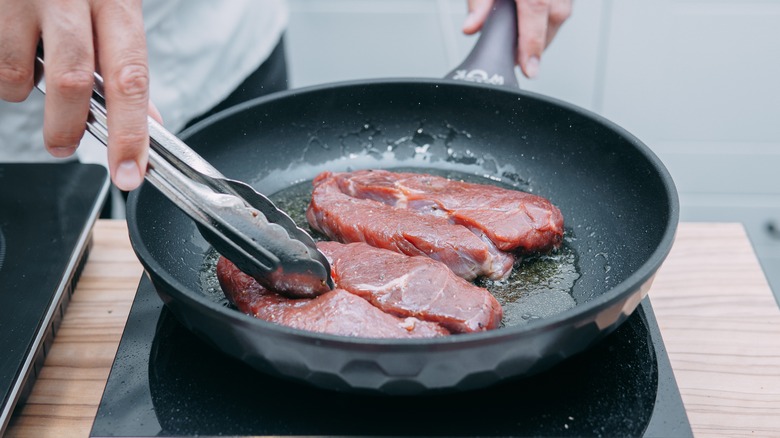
left=126, top=0, right=678, bottom=395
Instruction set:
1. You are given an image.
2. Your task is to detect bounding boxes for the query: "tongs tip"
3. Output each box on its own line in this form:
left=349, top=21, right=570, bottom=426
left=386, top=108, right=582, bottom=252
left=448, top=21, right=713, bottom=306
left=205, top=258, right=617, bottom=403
left=198, top=189, right=334, bottom=298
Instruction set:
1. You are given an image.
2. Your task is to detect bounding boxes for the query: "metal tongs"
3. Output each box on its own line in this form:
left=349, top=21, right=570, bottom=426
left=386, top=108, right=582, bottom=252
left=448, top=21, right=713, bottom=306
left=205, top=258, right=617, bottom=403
left=33, top=48, right=334, bottom=298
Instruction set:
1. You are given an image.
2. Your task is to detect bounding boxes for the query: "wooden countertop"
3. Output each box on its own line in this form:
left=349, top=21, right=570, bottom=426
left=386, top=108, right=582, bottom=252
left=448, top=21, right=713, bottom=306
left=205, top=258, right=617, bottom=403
left=6, top=220, right=780, bottom=437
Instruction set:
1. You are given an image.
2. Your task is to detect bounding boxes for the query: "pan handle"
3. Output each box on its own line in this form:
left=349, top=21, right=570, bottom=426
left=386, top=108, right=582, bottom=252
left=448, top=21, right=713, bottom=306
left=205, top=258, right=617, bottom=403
left=445, top=0, right=519, bottom=89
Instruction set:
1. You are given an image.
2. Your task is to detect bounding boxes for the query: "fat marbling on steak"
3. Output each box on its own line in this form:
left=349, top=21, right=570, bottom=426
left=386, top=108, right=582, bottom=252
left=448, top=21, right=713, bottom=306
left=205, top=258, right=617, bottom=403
left=306, top=171, right=515, bottom=280
left=217, top=240, right=503, bottom=337
left=331, top=169, right=564, bottom=253
left=217, top=256, right=448, bottom=338
left=319, top=241, right=502, bottom=333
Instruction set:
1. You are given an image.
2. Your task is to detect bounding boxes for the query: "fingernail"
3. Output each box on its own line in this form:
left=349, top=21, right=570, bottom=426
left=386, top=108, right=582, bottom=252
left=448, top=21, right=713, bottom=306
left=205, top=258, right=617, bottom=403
left=50, top=146, right=77, bottom=157
left=526, top=56, right=540, bottom=79
left=463, top=12, right=478, bottom=31
left=115, top=160, right=143, bottom=191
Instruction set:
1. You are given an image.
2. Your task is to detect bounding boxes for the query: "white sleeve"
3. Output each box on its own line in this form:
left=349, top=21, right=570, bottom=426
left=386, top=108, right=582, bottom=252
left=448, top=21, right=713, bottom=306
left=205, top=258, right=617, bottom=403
left=143, top=0, right=289, bottom=132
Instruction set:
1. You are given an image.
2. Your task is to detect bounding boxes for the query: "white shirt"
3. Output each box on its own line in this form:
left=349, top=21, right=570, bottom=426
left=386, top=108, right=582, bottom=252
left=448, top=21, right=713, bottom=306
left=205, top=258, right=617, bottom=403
left=0, top=0, right=288, bottom=162
left=142, top=0, right=288, bottom=132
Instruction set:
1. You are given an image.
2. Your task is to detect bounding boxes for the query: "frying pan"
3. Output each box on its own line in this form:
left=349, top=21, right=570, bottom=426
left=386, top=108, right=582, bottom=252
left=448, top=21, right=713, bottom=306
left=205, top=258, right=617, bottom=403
left=126, top=0, right=678, bottom=395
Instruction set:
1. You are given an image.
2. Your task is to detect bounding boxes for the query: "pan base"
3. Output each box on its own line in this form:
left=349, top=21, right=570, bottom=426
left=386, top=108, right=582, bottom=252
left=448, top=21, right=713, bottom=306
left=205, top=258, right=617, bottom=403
left=90, top=275, right=691, bottom=437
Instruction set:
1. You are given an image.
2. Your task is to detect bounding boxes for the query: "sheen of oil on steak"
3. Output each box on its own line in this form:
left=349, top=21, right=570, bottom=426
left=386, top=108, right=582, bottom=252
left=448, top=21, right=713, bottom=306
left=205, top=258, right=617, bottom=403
left=306, top=172, right=515, bottom=280
left=217, top=256, right=448, bottom=338
left=319, top=241, right=502, bottom=333
left=333, top=169, right=564, bottom=253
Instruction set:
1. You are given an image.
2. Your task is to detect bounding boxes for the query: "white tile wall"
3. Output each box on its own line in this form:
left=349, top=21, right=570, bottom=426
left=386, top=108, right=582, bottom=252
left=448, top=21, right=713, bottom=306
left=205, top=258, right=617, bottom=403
left=286, top=0, right=451, bottom=85
left=286, top=0, right=607, bottom=111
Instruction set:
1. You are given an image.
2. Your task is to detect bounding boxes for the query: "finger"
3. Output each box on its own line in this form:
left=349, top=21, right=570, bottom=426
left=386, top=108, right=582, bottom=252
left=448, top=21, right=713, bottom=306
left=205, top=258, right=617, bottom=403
left=463, top=0, right=494, bottom=35
left=38, top=0, right=95, bottom=157
left=0, top=0, right=39, bottom=102
left=93, top=0, right=149, bottom=191
left=516, top=0, right=551, bottom=78
left=545, top=0, right=572, bottom=46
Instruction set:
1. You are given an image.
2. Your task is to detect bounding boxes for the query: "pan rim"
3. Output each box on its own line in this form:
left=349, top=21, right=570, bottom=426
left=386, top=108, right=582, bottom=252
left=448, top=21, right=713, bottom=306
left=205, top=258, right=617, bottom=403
left=128, top=77, right=679, bottom=347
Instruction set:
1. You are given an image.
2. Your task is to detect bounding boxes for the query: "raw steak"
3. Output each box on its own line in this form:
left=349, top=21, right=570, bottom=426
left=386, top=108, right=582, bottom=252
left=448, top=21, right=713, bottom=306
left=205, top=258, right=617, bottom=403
left=306, top=172, right=515, bottom=280
left=217, top=256, right=448, bottom=338
left=332, top=169, right=564, bottom=253
left=319, top=241, right=502, bottom=333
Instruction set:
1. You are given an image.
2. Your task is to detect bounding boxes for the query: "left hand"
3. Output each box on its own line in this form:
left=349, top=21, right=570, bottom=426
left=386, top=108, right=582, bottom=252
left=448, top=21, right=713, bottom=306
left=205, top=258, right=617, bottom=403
left=0, top=0, right=153, bottom=191
left=463, top=0, right=573, bottom=79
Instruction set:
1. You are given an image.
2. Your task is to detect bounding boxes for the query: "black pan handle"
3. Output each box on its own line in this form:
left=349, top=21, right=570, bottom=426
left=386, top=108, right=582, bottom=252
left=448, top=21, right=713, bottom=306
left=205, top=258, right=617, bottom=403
left=446, top=0, right=519, bottom=89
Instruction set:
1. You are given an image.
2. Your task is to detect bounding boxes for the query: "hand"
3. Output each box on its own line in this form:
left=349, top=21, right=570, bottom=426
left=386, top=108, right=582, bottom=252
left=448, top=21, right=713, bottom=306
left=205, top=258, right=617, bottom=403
left=0, top=0, right=152, bottom=191
left=463, top=0, right=573, bottom=79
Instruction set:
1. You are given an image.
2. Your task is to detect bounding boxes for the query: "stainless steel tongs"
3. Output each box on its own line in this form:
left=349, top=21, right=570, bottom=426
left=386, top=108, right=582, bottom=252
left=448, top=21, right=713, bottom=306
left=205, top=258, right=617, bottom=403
left=33, top=49, right=334, bottom=298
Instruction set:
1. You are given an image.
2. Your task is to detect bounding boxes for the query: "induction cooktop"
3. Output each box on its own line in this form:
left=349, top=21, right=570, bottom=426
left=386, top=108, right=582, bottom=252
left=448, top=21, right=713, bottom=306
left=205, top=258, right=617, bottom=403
left=0, top=162, right=109, bottom=436
left=91, top=274, right=692, bottom=437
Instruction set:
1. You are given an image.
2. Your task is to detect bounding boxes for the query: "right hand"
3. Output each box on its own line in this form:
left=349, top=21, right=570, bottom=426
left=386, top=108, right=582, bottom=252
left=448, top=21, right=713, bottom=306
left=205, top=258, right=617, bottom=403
left=0, top=0, right=151, bottom=191
left=463, top=0, right=573, bottom=79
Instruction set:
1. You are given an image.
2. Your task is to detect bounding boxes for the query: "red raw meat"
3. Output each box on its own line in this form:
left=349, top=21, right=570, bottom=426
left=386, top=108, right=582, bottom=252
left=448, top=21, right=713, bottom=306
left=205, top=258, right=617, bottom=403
left=306, top=172, right=515, bottom=280
left=217, top=256, right=448, bottom=338
left=333, top=169, right=564, bottom=253
left=319, top=241, right=502, bottom=333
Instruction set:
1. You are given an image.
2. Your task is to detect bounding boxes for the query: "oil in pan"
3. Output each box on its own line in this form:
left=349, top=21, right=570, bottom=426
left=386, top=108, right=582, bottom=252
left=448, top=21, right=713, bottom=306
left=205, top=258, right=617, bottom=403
left=197, top=168, right=580, bottom=329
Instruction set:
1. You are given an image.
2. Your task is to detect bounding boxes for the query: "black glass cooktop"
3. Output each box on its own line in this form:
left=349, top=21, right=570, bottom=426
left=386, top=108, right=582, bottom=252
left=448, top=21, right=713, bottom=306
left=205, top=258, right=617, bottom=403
left=0, top=163, right=109, bottom=435
left=92, top=275, right=692, bottom=437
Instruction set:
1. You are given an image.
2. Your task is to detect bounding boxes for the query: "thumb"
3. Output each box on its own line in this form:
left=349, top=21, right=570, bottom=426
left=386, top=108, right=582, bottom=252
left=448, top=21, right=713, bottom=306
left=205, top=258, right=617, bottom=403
left=463, top=0, right=494, bottom=34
